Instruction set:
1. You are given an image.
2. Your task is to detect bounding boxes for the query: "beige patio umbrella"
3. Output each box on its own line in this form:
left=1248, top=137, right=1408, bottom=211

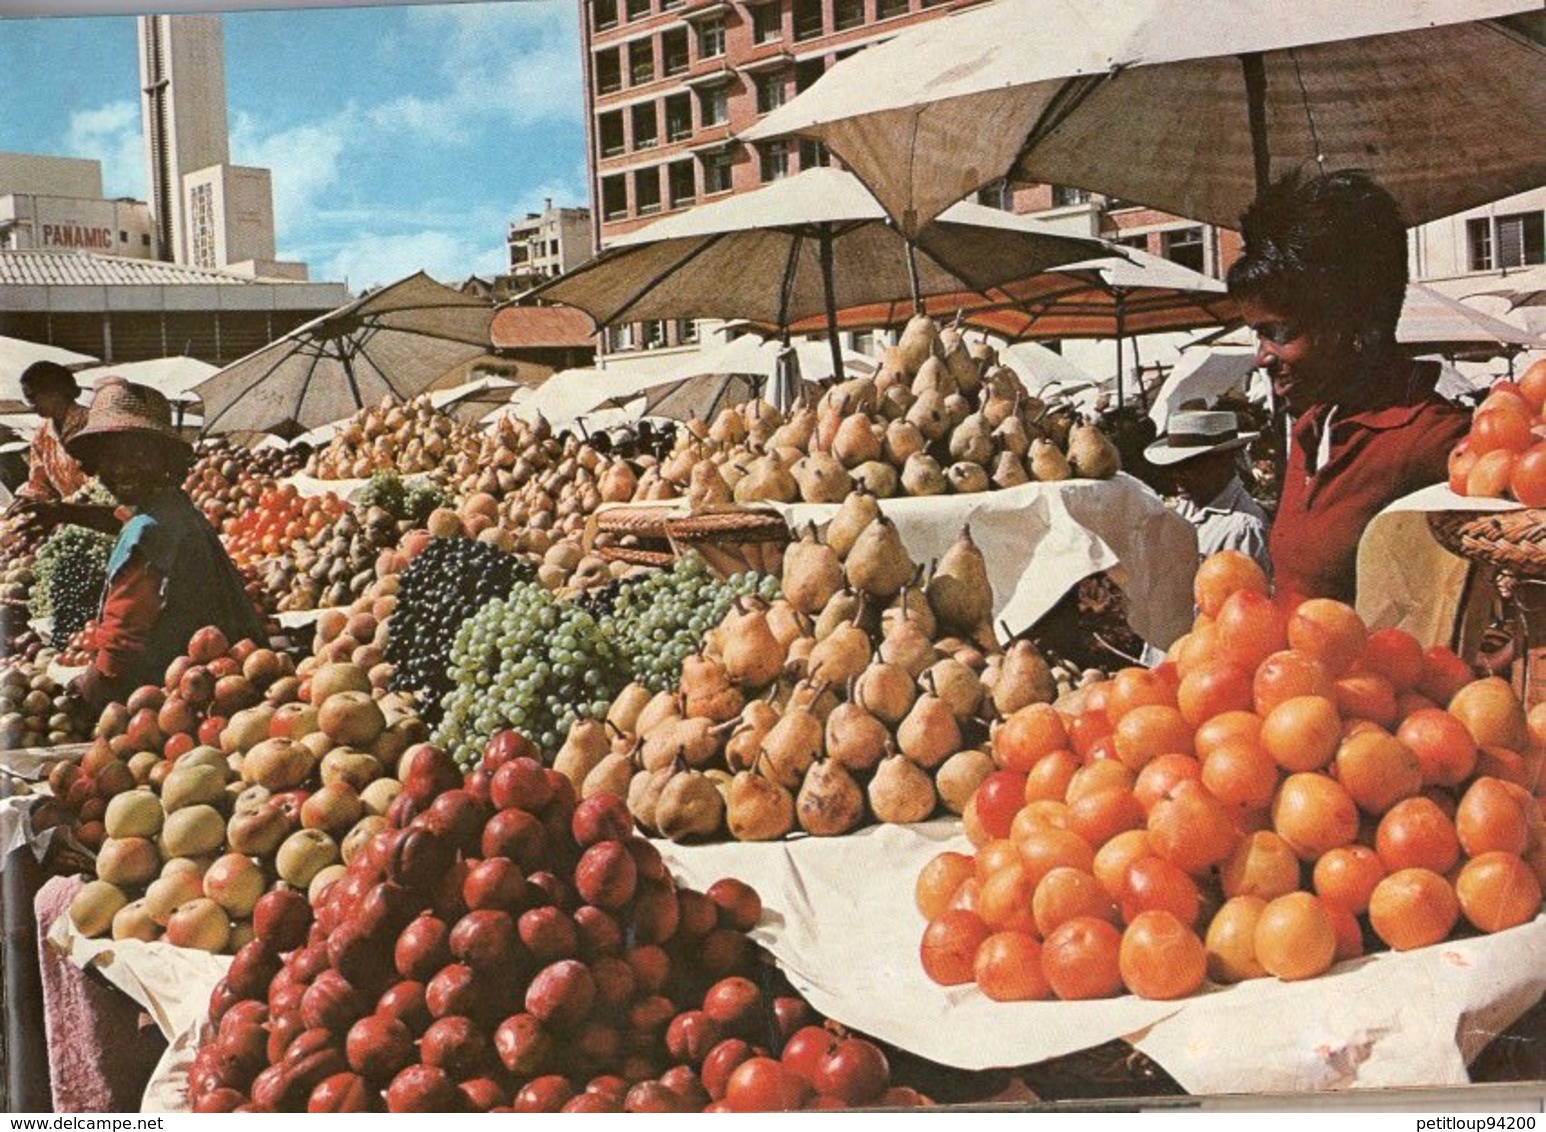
left=193, top=272, right=494, bottom=438
left=526, top=167, right=1110, bottom=379
left=0, top=336, right=96, bottom=410
left=743, top=0, right=1545, bottom=235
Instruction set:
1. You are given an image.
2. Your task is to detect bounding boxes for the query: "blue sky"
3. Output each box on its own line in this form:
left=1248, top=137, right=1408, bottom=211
left=0, top=1, right=588, bottom=290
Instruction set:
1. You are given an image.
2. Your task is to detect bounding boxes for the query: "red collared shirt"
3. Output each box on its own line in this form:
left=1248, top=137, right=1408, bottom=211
left=1268, top=372, right=1468, bottom=608
left=17, top=403, right=89, bottom=502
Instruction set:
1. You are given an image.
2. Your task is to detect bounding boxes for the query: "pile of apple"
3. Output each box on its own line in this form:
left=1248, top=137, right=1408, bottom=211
left=258, top=504, right=411, bottom=614
left=306, top=395, right=483, bottom=481
left=565, top=496, right=1067, bottom=843
left=183, top=732, right=924, bottom=1112
left=914, top=550, right=1544, bottom=1003
left=0, top=662, right=93, bottom=750
left=219, top=484, right=349, bottom=571
left=1446, top=359, right=1546, bottom=506
left=184, top=439, right=305, bottom=534
left=56, top=627, right=428, bottom=953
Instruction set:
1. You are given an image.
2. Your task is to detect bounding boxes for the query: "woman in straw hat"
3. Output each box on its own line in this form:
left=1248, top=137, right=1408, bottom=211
left=1145, top=408, right=1272, bottom=577
left=63, top=377, right=264, bottom=710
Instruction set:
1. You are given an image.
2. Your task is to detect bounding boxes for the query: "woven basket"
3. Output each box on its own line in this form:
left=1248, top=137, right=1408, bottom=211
left=596, top=545, right=676, bottom=568
left=594, top=507, right=679, bottom=539
left=1426, top=508, right=1546, bottom=578
left=666, top=508, right=791, bottom=578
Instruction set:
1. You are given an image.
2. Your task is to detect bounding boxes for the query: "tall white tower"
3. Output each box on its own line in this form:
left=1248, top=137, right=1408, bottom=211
left=138, top=14, right=230, bottom=265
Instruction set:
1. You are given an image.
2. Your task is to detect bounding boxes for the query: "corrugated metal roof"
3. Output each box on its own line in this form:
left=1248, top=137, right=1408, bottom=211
left=0, top=249, right=267, bottom=286
left=491, top=303, right=597, bottom=349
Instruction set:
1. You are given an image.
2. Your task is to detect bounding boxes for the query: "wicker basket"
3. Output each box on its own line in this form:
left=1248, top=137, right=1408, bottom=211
left=1426, top=508, right=1546, bottom=579
left=595, top=545, right=676, bottom=568
left=593, top=507, right=678, bottom=540
left=665, top=509, right=791, bottom=578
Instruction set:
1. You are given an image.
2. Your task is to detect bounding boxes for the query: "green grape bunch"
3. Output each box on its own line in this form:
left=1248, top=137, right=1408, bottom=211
left=28, top=525, right=113, bottom=643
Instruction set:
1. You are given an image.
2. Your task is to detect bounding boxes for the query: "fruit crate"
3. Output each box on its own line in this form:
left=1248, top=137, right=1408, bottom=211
left=664, top=508, right=791, bottom=579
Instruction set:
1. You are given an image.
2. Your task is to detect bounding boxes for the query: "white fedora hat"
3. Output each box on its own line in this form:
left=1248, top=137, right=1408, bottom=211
left=1144, top=409, right=1259, bottom=466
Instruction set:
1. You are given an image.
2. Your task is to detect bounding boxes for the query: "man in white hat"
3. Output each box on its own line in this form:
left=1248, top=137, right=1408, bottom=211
left=1144, top=409, right=1272, bottom=576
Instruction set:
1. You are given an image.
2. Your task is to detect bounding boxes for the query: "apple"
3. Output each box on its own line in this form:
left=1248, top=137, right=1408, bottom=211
left=571, top=795, right=634, bottom=848
left=459, top=1077, right=507, bottom=1113
left=590, top=956, right=637, bottom=1008
left=156, top=694, right=198, bottom=739
left=265, top=675, right=302, bottom=706
left=224, top=938, right=281, bottom=1000
left=198, top=716, right=227, bottom=748
left=308, top=864, right=347, bottom=905
left=252, top=888, right=312, bottom=951
left=276, top=829, right=340, bottom=888
left=68, top=880, right=129, bottom=937
left=318, top=691, right=387, bottom=747
left=300, top=969, right=367, bottom=1032
left=301, top=782, right=364, bottom=838
left=226, top=803, right=289, bottom=857
left=165, top=897, right=231, bottom=952
left=162, top=804, right=226, bottom=858
left=308, top=1071, right=372, bottom=1113
left=178, top=665, right=216, bottom=709
left=395, top=915, right=452, bottom=982
left=124, top=708, right=165, bottom=754
left=188, top=626, right=231, bottom=665
left=242, top=647, right=289, bottom=688
left=463, top=857, right=527, bottom=913
left=126, top=750, right=163, bottom=786
left=96, top=836, right=161, bottom=887
left=164, top=654, right=191, bottom=691
left=517, top=906, right=579, bottom=963
left=480, top=808, right=548, bottom=869
left=320, top=749, right=381, bottom=791
left=341, top=816, right=386, bottom=864
left=513, top=1074, right=575, bottom=1113
left=421, top=1015, right=487, bottom=1079
left=203, top=852, right=267, bottom=917
left=525, top=960, right=596, bottom=1029
left=220, top=706, right=273, bottom=753
left=416, top=789, right=487, bottom=854
left=493, top=1013, right=553, bottom=1077
left=386, top=1064, right=461, bottom=1113
left=162, top=763, right=227, bottom=812
left=310, top=662, right=372, bottom=704
left=104, top=790, right=164, bottom=839
left=398, top=744, right=463, bottom=805
left=345, top=1013, right=415, bottom=1082
left=162, top=732, right=196, bottom=762
left=424, top=963, right=480, bottom=1021
left=126, top=685, right=166, bottom=715
left=213, top=674, right=261, bottom=717
left=376, top=980, right=432, bottom=1034
left=242, top=738, right=317, bottom=791
left=448, top=909, right=517, bottom=973
left=574, top=842, right=638, bottom=910
left=268, top=702, right=320, bottom=741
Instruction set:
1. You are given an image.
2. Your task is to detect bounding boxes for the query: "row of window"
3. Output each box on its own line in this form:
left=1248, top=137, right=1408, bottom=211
left=1468, top=211, right=1545, bottom=272
left=596, top=0, right=917, bottom=39
left=593, top=0, right=688, bottom=33
left=604, top=318, right=701, bottom=352
left=595, top=17, right=724, bottom=93
left=599, top=139, right=830, bottom=221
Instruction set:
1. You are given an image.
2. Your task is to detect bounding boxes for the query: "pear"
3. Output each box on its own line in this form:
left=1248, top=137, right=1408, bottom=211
left=850, top=460, right=900, bottom=498
left=993, top=638, right=1058, bottom=717
left=993, top=413, right=1033, bottom=458
left=814, top=588, right=873, bottom=642
left=581, top=751, right=635, bottom=799
left=1066, top=422, right=1121, bottom=479
left=598, top=462, right=639, bottom=503
left=733, top=455, right=797, bottom=503
left=875, top=345, right=907, bottom=389
left=831, top=414, right=882, bottom=468
left=606, top=683, right=654, bottom=735
left=812, top=404, right=843, bottom=455
left=896, top=314, right=939, bottom=376
left=824, top=490, right=880, bottom=560
left=719, top=601, right=786, bottom=688
left=627, top=766, right=674, bottom=833
left=896, top=692, right=961, bottom=769
left=768, top=406, right=817, bottom=451
left=905, top=390, right=951, bottom=441
left=879, top=383, right=916, bottom=421
left=991, top=451, right=1030, bottom=489
left=796, top=758, right=866, bottom=836
left=945, top=461, right=990, bottom=494
left=854, top=660, right=916, bottom=727
left=883, top=419, right=926, bottom=467
left=981, top=389, right=1018, bottom=429
left=792, top=453, right=853, bottom=504
left=1029, top=437, right=1072, bottom=482
left=826, top=376, right=879, bottom=416
left=948, top=413, right=994, bottom=465
left=727, top=770, right=796, bottom=841
left=782, top=527, right=845, bottom=616
left=784, top=636, right=814, bottom=678
left=926, top=658, right=985, bottom=719
left=726, top=698, right=781, bottom=773
left=844, top=514, right=916, bottom=598
left=899, top=453, right=946, bottom=497
left=911, top=356, right=956, bottom=398
left=635, top=690, right=683, bottom=736
left=639, top=716, right=726, bottom=770
left=807, top=620, right=873, bottom=687
left=655, top=771, right=726, bottom=842
left=709, top=407, right=747, bottom=446
left=742, top=399, right=784, bottom=443
left=878, top=613, right=940, bottom=678
left=718, top=459, right=748, bottom=494
left=759, top=710, right=824, bottom=790
left=939, top=327, right=982, bottom=394
left=867, top=753, right=937, bottom=824
left=823, top=698, right=891, bottom=773
left=787, top=678, right=839, bottom=725
left=681, top=655, right=745, bottom=722
left=764, top=600, right=811, bottom=648
left=927, top=526, right=993, bottom=637
left=553, top=718, right=612, bottom=789
left=936, top=749, right=995, bottom=814
left=942, top=392, right=972, bottom=430
left=689, top=463, right=735, bottom=507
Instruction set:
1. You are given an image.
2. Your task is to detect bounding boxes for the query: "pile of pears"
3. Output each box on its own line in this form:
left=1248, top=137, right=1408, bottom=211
left=549, top=491, right=1064, bottom=842
left=638, top=315, right=1122, bottom=508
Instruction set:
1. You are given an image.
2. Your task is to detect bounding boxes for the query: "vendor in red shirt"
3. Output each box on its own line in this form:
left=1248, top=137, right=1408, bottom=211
left=64, top=377, right=264, bottom=711
left=1227, top=170, right=1469, bottom=608
left=4, top=361, right=119, bottom=536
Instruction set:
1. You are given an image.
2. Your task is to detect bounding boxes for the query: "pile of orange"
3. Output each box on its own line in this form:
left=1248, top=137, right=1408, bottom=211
left=916, top=550, right=1545, bottom=1002
left=1448, top=358, right=1546, bottom=505
left=220, top=483, right=346, bottom=567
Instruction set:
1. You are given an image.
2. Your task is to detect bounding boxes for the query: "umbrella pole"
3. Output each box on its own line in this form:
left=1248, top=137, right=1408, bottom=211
left=1114, top=291, right=1126, bottom=410
left=819, top=222, right=844, bottom=383
left=905, top=239, right=923, bottom=314
left=1240, top=52, right=1272, bottom=194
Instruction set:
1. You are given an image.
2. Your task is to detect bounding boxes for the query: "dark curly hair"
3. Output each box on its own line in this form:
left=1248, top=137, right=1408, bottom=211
left=19, top=359, right=80, bottom=400
left=1227, top=170, right=1408, bottom=359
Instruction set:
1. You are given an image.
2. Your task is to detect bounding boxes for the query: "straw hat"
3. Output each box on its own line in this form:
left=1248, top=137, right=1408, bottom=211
left=1143, top=409, right=1259, bottom=466
left=65, top=376, right=193, bottom=469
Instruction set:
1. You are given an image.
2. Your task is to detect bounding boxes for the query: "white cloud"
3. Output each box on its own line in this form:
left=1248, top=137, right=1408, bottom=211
left=318, top=229, right=506, bottom=292
left=229, top=108, right=351, bottom=236
left=64, top=100, right=143, bottom=199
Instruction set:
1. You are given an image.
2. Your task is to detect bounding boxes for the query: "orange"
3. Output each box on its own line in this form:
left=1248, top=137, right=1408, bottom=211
left=1367, top=867, right=1458, bottom=951
left=1254, top=891, right=1336, bottom=981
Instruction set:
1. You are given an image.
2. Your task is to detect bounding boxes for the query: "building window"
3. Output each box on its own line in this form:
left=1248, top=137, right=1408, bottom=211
left=668, top=160, right=696, bottom=208
left=662, top=27, right=690, bottom=75
left=598, top=111, right=625, bottom=157
left=794, top=57, right=825, bottom=92
left=635, top=167, right=662, bottom=215
left=1162, top=225, right=1205, bottom=272
left=699, top=84, right=729, bottom=126
left=628, top=39, right=655, bottom=85
left=752, top=3, right=782, bottom=43
left=976, top=179, right=1011, bottom=210
left=189, top=181, right=217, bottom=269
left=608, top=323, right=636, bottom=351
left=833, top=0, right=864, bottom=30
left=876, top=0, right=907, bottom=17
left=755, top=72, right=787, bottom=114
left=142, top=233, right=152, bottom=246
left=626, top=0, right=651, bottom=18
left=1116, top=233, right=1149, bottom=252
left=1469, top=211, right=1545, bottom=271
left=119, top=230, right=128, bottom=243
left=702, top=150, right=733, bottom=195
left=792, top=0, right=823, bottom=40
left=1051, top=184, right=1089, bottom=207
left=602, top=174, right=628, bottom=220
left=631, top=102, right=659, bottom=149
left=664, top=93, right=693, bottom=141
left=595, top=49, right=622, bottom=93
left=697, top=15, right=725, bottom=58
left=759, top=141, right=790, bottom=183
left=643, top=319, right=667, bottom=348
left=676, top=318, right=700, bottom=344
left=798, top=139, right=829, bottom=169
left=594, top=0, right=618, bottom=29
